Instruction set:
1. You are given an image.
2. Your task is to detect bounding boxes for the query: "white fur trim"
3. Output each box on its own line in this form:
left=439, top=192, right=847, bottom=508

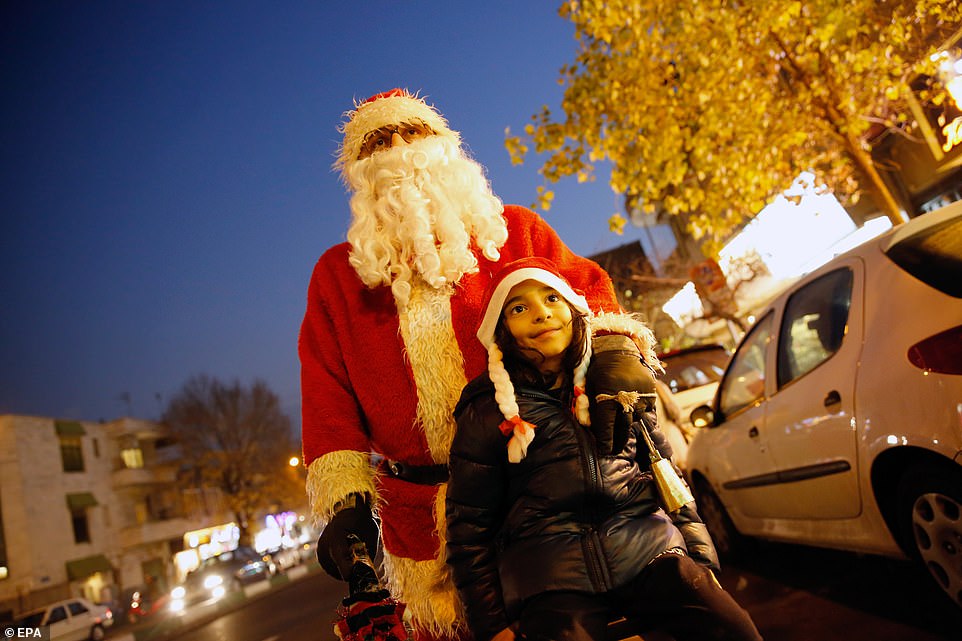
left=590, top=311, right=663, bottom=373
left=337, top=91, right=459, bottom=177
left=396, top=280, right=466, bottom=464
left=305, top=451, right=378, bottom=526
left=477, top=267, right=590, bottom=348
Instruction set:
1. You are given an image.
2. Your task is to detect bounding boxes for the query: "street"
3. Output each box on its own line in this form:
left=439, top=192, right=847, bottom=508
left=114, top=542, right=961, bottom=641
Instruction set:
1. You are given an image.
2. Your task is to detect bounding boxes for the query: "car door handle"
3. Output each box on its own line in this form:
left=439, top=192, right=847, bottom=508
left=824, top=390, right=841, bottom=407
left=748, top=426, right=759, bottom=438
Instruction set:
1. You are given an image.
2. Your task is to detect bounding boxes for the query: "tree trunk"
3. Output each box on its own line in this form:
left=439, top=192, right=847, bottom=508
left=844, top=132, right=906, bottom=226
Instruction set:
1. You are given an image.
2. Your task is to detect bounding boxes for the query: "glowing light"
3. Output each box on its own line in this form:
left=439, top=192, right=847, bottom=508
left=948, top=76, right=962, bottom=106
left=662, top=282, right=703, bottom=327
left=289, top=456, right=300, bottom=467
left=203, top=574, right=224, bottom=590
left=942, top=115, right=962, bottom=152
left=886, top=435, right=899, bottom=445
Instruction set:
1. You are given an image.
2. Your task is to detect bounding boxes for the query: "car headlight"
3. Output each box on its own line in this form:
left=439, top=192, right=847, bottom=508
left=171, top=586, right=186, bottom=600
left=203, top=574, right=224, bottom=590
left=170, top=598, right=185, bottom=613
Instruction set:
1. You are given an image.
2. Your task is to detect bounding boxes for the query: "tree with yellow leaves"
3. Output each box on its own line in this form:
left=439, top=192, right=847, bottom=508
left=507, top=0, right=961, bottom=249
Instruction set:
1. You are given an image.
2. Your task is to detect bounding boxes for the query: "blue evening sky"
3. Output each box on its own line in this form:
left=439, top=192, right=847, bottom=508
left=0, top=1, right=673, bottom=425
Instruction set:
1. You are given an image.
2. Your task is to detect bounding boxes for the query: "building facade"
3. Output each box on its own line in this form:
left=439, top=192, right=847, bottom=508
left=0, top=415, right=231, bottom=619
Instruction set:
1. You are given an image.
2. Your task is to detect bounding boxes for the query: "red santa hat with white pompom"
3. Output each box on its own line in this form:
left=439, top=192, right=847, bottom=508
left=477, top=257, right=594, bottom=463
left=335, top=88, right=459, bottom=178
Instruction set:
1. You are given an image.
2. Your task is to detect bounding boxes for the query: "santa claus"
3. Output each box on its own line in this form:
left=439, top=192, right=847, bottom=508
left=299, top=89, right=638, bottom=640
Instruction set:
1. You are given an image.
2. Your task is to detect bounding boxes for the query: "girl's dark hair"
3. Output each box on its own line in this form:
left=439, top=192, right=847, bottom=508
left=494, top=299, right=589, bottom=394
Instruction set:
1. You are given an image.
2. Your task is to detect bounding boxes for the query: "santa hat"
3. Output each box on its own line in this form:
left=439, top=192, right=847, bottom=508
left=477, top=257, right=593, bottom=462
left=335, top=88, right=460, bottom=178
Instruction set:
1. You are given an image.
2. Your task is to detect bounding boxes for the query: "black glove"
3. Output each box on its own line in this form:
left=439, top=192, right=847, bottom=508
left=316, top=498, right=380, bottom=581
left=586, top=335, right=657, bottom=455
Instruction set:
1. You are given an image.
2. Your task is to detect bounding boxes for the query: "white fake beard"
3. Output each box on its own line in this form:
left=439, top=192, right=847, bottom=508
left=344, top=136, right=507, bottom=308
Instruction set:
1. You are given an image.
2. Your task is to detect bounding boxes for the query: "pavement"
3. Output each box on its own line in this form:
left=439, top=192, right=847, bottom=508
left=108, top=562, right=321, bottom=641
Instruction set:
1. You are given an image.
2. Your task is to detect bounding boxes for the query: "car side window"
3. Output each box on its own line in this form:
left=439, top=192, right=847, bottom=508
left=719, top=313, right=773, bottom=417
left=777, top=268, right=853, bottom=388
left=47, top=606, right=67, bottom=624
left=67, top=601, right=88, bottom=616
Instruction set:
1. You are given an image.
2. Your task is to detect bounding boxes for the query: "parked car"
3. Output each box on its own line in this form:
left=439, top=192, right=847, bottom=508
left=267, top=545, right=302, bottom=572
left=4, top=598, right=113, bottom=640
left=169, top=546, right=273, bottom=613
left=658, top=343, right=730, bottom=423
left=685, top=201, right=962, bottom=609
left=114, top=584, right=167, bottom=624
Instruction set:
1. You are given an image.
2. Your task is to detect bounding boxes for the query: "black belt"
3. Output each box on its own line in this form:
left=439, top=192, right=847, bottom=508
left=383, top=459, right=449, bottom=485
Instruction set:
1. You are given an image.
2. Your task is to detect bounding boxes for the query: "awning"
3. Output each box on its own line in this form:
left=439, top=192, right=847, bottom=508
left=65, top=493, right=98, bottom=511
left=65, top=554, right=112, bottom=581
left=54, top=420, right=86, bottom=436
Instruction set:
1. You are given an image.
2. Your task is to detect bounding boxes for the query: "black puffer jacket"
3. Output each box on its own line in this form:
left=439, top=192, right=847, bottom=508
left=446, top=373, right=690, bottom=640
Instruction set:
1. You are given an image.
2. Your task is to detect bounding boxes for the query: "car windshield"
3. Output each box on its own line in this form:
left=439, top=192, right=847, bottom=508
left=660, top=346, right=729, bottom=394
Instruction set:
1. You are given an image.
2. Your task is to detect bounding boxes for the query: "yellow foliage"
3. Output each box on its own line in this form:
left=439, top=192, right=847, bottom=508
left=608, top=213, right=627, bottom=235
left=506, top=0, right=961, bottom=242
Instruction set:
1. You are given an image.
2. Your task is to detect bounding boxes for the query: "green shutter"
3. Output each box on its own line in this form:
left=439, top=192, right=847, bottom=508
left=65, top=554, right=112, bottom=580
left=54, top=420, right=86, bottom=436
left=65, top=493, right=98, bottom=511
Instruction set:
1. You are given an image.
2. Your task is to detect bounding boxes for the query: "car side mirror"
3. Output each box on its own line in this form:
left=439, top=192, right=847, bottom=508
left=690, top=405, right=716, bottom=428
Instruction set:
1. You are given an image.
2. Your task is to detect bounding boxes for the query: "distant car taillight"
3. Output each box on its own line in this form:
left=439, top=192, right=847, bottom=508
left=907, top=325, right=962, bottom=375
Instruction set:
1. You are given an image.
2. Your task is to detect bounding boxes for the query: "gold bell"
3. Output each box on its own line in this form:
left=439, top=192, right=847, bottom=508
left=650, top=457, right=694, bottom=513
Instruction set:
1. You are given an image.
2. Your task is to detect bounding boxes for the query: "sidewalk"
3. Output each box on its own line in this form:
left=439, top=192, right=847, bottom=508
left=109, top=562, right=320, bottom=641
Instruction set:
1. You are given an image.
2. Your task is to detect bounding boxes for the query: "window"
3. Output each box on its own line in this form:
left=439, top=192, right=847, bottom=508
left=47, top=606, right=67, bottom=625
left=67, top=601, right=88, bottom=616
left=719, top=313, right=773, bottom=417
left=59, top=436, right=84, bottom=472
left=92, top=438, right=100, bottom=458
left=120, top=435, right=144, bottom=469
left=660, top=346, right=729, bottom=394
left=71, top=511, right=91, bottom=544
left=777, top=269, right=853, bottom=389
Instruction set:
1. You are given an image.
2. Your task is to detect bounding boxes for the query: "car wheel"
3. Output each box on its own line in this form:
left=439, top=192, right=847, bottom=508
left=897, top=465, right=962, bottom=609
left=89, top=624, right=105, bottom=641
left=694, top=479, right=744, bottom=557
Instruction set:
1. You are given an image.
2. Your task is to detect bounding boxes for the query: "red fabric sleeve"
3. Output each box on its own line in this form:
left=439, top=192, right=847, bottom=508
left=298, top=256, right=371, bottom=466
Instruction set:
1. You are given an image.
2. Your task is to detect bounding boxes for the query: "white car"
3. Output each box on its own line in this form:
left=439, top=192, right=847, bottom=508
left=6, top=597, right=113, bottom=640
left=686, top=200, right=962, bottom=610
left=654, top=344, right=731, bottom=469
left=658, top=343, right=730, bottom=421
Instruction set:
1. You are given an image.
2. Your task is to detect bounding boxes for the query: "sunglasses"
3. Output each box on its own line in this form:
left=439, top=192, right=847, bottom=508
left=358, top=121, right=437, bottom=159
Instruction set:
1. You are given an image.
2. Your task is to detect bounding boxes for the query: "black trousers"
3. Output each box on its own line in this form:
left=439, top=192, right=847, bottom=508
left=516, top=554, right=763, bottom=641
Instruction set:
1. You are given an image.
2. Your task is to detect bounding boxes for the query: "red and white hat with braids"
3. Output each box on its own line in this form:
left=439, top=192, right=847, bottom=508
left=335, top=88, right=459, bottom=178
left=477, top=257, right=593, bottom=463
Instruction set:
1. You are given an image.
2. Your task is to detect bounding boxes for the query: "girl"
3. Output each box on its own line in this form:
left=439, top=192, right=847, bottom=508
left=445, top=257, right=761, bottom=641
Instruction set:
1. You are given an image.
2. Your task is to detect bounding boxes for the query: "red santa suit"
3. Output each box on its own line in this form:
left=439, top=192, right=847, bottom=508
left=300, top=204, right=620, bottom=638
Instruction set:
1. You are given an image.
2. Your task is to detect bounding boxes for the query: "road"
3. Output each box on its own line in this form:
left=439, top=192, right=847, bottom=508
left=118, top=543, right=961, bottom=641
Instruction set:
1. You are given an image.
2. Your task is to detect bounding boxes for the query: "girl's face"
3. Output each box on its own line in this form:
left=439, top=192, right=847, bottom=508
left=501, top=279, right=574, bottom=375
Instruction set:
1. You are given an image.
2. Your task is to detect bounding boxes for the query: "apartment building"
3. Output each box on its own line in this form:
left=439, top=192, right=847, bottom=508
left=0, top=415, right=232, bottom=619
